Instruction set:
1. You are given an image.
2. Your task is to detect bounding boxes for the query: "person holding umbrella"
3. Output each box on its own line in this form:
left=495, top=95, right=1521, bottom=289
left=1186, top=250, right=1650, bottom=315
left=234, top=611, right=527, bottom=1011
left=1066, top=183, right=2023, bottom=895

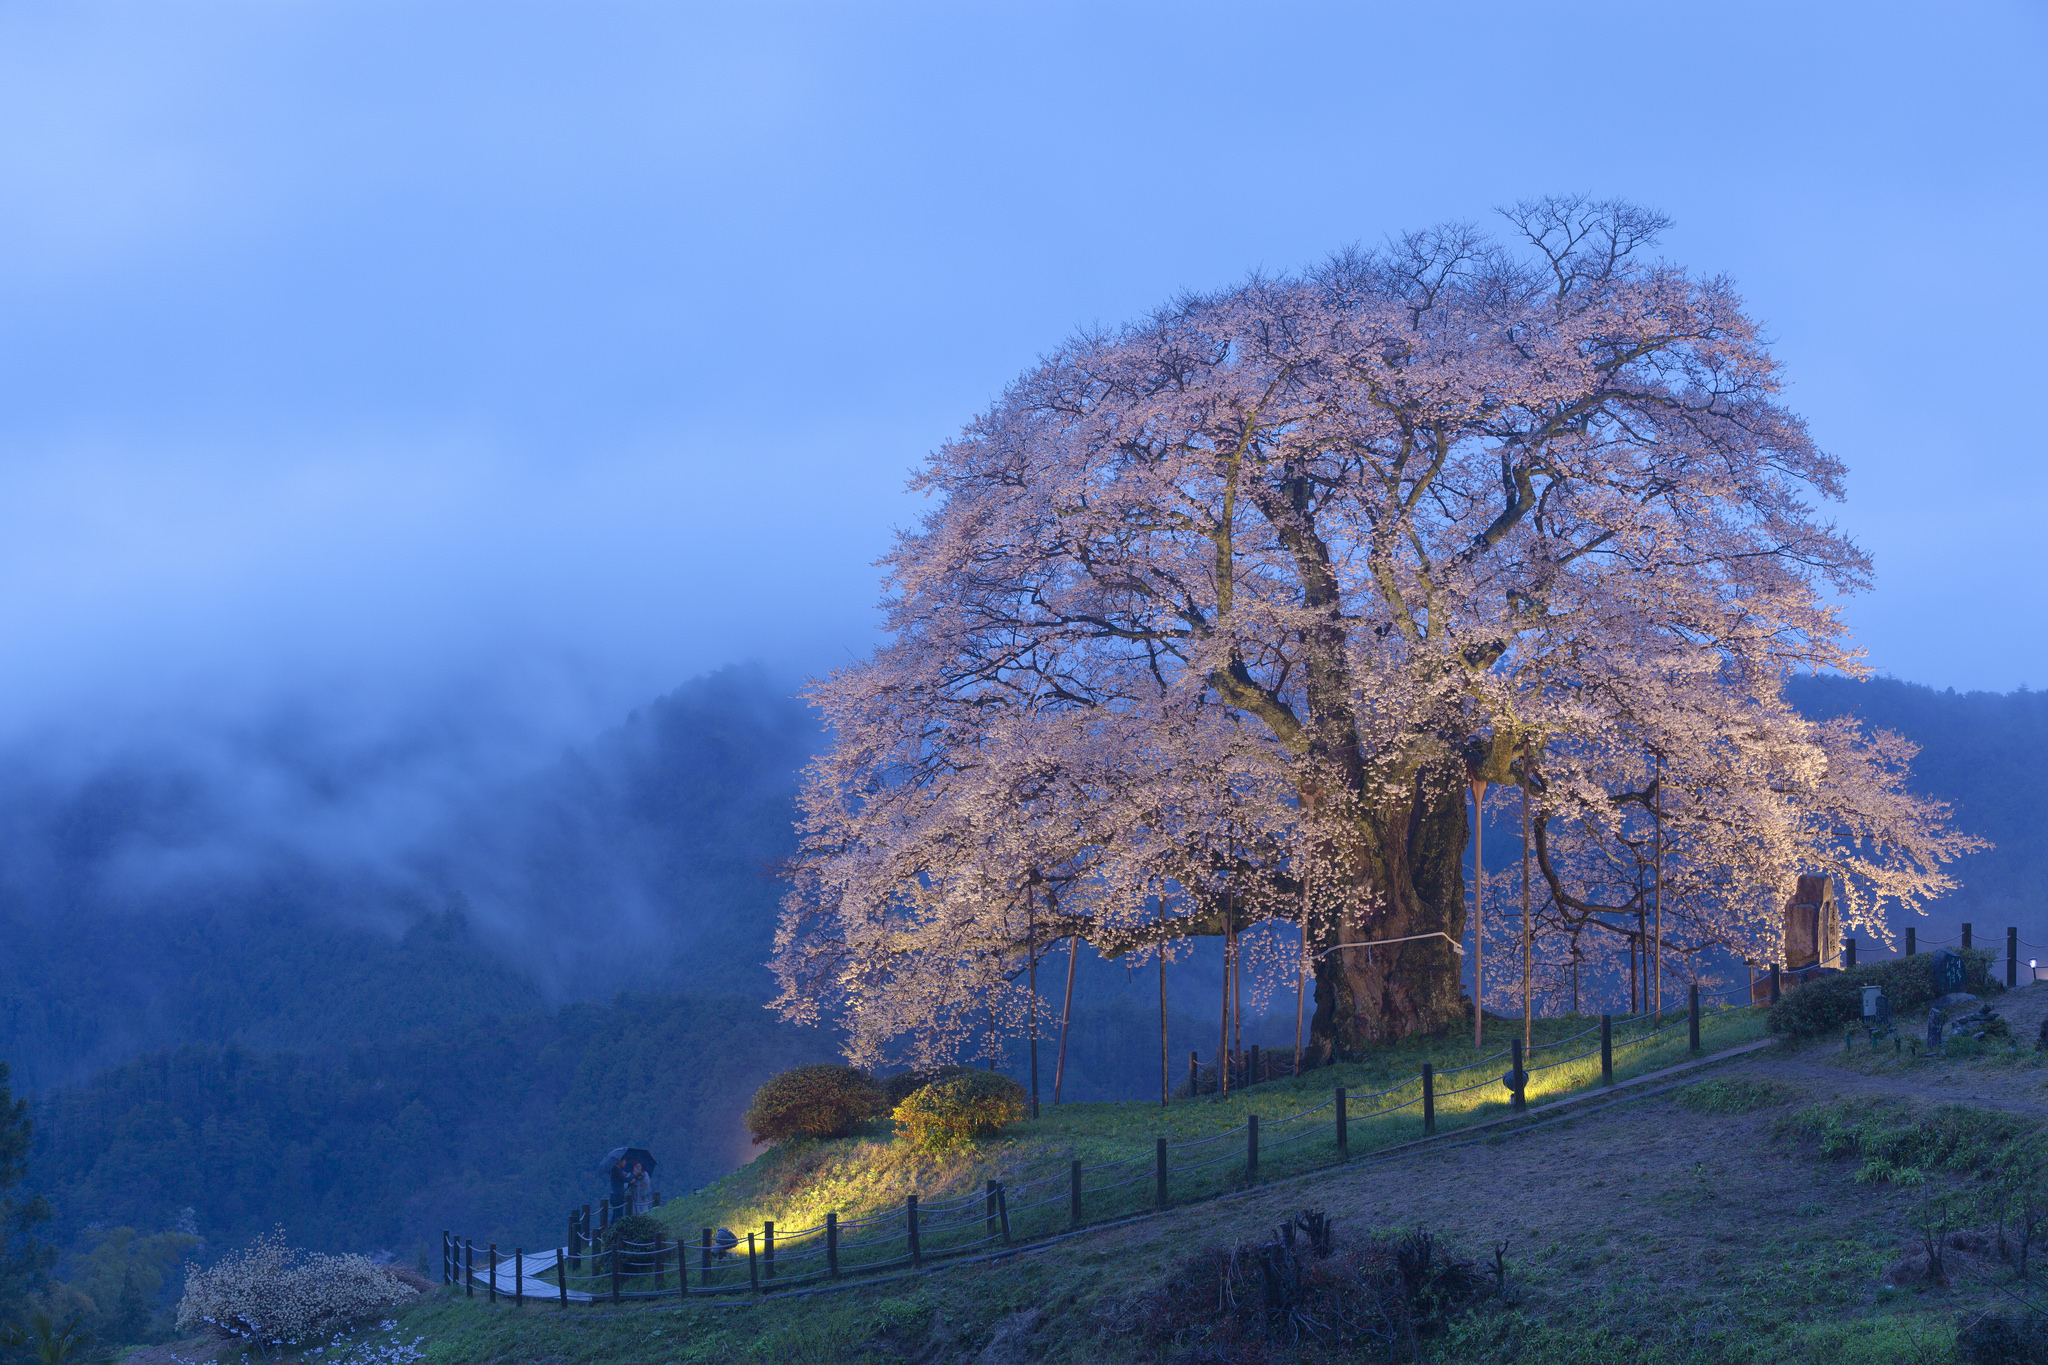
left=597, top=1146, right=657, bottom=1221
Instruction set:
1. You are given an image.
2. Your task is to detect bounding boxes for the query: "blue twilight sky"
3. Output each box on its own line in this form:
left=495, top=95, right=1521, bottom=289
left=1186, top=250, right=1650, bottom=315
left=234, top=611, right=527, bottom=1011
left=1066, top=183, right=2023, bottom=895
left=0, top=1, right=2043, bottom=750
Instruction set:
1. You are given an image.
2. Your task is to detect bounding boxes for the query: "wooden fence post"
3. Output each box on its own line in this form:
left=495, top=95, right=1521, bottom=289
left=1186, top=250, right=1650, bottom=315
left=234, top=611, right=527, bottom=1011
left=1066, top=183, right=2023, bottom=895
left=2010, top=927, right=2020, bottom=989
left=1964, top=923, right=1973, bottom=950
left=1689, top=984, right=1701, bottom=1052
left=985, top=1180, right=998, bottom=1240
left=1907, top=927, right=1917, bottom=956
left=1769, top=965, right=1780, bottom=1005
left=1335, top=1087, right=1348, bottom=1152
left=1070, top=1159, right=1082, bottom=1230
left=746, top=1233, right=759, bottom=1294
left=996, top=1184, right=1011, bottom=1245
left=1155, top=1137, right=1168, bottom=1208
left=1422, top=1064, right=1435, bottom=1135
left=699, top=1228, right=711, bottom=1288
left=441, top=1231, right=450, bottom=1284
left=558, top=1247, right=568, bottom=1308
left=907, top=1195, right=921, bottom=1267
left=1600, top=1015, right=1613, bottom=1085
left=764, top=1221, right=775, bottom=1280
left=826, top=1212, right=839, bottom=1279
left=1250, top=1045, right=1260, bottom=1084
left=514, top=1249, right=523, bottom=1308
left=1845, top=938, right=1856, bottom=969
left=1246, top=1115, right=1259, bottom=1183
left=463, top=1240, right=473, bottom=1298
left=488, top=1245, right=498, bottom=1304
left=1508, top=1040, right=1526, bottom=1112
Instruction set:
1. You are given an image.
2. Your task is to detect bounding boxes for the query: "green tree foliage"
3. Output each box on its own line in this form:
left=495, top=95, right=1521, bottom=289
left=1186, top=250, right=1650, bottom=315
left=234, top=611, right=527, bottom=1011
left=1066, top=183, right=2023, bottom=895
left=0, top=1061, right=54, bottom=1328
left=27, top=994, right=832, bottom=1265
left=743, top=1067, right=885, bottom=1146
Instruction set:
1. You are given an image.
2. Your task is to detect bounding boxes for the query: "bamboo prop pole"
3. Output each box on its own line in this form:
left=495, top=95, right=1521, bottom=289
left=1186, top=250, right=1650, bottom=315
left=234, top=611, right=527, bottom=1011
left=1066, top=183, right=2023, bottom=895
left=1054, top=932, right=1078, bottom=1105
left=1217, top=902, right=1231, bottom=1097
left=1652, top=753, right=1664, bottom=1019
left=1157, top=900, right=1169, bottom=1107
left=1471, top=777, right=1486, bottom=1050
left=1027, top=888, right=1040, bottom=1119
left=1521, top=739, right=1533, bottom=1051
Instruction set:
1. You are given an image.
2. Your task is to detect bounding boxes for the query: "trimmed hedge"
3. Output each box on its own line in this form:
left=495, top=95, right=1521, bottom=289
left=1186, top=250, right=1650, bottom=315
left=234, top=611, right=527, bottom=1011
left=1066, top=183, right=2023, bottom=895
left=744, top=1065, right=887, bottom=1145
left=879, top=1064, right=980, bottom=1108
left=1766, top=948, right=1998, bottom=1037
left=892, top=1071, right=1029, bottom=1152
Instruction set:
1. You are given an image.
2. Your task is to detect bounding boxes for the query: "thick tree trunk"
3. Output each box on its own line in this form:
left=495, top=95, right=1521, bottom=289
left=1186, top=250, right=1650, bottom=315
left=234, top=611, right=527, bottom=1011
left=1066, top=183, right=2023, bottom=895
left=1304, top=756, right=1469, bottom=1062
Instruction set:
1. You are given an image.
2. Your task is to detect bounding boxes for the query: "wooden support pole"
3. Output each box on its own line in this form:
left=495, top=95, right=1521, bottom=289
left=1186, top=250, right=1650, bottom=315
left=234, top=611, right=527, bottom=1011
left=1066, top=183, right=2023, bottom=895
left=1335, top=1087, right=1348, bottom=1152
left=907, top=1195, right=921, bottom=1267
left=1421, top=1065, right=1435, bottom=1135
left=1155, top=1137, right=1168, bottom=1208
left=1907, top=927, right=1917, bottom=956
left=1600, top=1014, right=1613, bottom=1085
left=2011, top=927, right=2020, bottom=989
left=1689, top=984, right=1701, bottom=1052
left=826, top=1213, right=839, bottom=1279
left=1055, top=933, right=1078, bottom=1105
left=1964, top=923, right=1973, bottom=950
left=764, top=1220, right=775, bottom=1280
left=1070, top=1159, right=1082, bottom=1230
left=1246, top=1114, right=1259, bottom=1184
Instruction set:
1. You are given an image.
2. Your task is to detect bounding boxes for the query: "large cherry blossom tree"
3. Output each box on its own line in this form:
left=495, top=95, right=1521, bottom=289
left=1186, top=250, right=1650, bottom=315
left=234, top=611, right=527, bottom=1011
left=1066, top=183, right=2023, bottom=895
left=773, top=198, right=1974, bottom=1066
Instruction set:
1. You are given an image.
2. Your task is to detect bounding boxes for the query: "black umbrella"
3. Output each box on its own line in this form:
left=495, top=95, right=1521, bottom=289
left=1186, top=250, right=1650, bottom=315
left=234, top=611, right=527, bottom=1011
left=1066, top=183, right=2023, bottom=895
left=597, top=1146, right=657, bottom=1177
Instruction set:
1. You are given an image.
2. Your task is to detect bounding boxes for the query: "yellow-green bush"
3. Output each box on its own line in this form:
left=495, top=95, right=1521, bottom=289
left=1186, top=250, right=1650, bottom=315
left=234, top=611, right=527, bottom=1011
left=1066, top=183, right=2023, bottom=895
left=744, top=1065, right=886, bottom=1145
left=892, top=1071, right=1028, bottom=1152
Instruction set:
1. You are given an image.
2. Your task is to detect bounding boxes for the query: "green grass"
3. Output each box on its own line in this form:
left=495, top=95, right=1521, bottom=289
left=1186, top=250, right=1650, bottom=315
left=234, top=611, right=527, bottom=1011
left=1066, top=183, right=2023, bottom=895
left=1679, top=1077, right=1797, bottom=1114
left=519, top=1004, right=1767, bottom=1299
left=1775, top=1096, right=2039, bottom=1186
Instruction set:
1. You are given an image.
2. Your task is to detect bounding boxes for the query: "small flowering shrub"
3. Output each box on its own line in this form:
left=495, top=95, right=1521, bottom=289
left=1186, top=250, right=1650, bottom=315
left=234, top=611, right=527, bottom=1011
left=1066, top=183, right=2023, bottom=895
left=176, top=1230, right=421, bottom=1347
left=893, top=1071, right=1029, bottom=1152
left=745, top=1065, right=887, bottom=1145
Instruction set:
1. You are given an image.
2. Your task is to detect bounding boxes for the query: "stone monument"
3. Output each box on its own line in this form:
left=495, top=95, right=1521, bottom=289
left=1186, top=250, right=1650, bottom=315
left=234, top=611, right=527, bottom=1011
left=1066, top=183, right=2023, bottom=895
left=1782, top=874, right=1839, bottom=969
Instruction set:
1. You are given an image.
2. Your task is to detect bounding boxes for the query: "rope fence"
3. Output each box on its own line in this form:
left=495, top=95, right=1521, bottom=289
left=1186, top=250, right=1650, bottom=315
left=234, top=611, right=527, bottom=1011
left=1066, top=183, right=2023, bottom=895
left=444, top=983, right=1770, bottom=1309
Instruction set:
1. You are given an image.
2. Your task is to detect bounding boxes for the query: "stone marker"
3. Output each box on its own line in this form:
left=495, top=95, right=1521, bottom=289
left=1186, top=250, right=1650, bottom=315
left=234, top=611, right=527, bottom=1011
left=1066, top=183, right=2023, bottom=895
left=1932, top=947, right=1966, bottom=997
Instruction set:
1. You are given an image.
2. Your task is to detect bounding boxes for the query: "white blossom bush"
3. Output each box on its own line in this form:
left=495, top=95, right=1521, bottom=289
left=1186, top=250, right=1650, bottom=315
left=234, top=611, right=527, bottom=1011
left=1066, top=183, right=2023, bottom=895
left=176, top=1230, right=422, bottom=1347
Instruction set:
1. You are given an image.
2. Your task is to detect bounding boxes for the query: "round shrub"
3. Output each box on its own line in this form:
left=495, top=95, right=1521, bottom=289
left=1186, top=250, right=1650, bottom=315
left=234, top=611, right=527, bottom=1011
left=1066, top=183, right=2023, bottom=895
left=1766, top=948, right=1998, bottom=1038
left=745, top=1065, right=886, bottom=1145
left=893, top=1071, right=1029, bottom=1152
left=880, top=1064, right=979, bottom=1108
left=602, top=1212, right=668, bottom=1275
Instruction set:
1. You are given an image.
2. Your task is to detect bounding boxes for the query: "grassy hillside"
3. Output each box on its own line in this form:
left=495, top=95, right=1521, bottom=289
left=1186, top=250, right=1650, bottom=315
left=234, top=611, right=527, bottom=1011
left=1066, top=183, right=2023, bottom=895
left=227, top=1001, right=2048, bottom=1365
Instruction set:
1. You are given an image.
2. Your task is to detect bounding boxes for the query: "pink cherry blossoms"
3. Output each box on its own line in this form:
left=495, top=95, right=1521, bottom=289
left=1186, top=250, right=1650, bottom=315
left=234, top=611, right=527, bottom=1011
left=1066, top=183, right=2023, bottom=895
left=772, top=197, right=1978, bottom=1068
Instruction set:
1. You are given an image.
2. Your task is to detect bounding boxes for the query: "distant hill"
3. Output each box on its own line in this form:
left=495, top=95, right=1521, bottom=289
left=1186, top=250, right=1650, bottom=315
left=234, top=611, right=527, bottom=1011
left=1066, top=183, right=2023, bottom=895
left=1785, top=674, right=2048, bottom=940
left=0, top=666, right=817, bottom=1091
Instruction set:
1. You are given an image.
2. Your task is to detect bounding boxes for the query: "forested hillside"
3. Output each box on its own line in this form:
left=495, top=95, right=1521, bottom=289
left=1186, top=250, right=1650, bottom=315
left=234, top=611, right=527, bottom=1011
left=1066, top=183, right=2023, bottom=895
left=0, top=667, right=815, bottom=1092
left=27, top=993, right=830, bottom=1266
left=8, top=666, right=2048, bottom=1349
left=1785, top=675, right=2048, bottom=934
